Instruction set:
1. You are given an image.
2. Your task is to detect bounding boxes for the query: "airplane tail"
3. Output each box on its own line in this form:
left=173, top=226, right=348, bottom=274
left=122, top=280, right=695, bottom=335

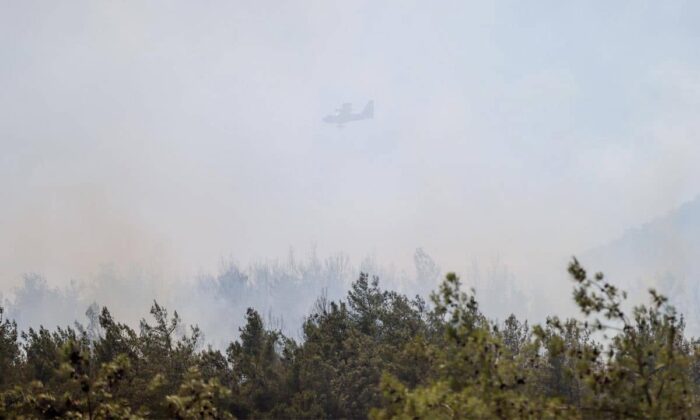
left=361, top=100, right=374, bottom=118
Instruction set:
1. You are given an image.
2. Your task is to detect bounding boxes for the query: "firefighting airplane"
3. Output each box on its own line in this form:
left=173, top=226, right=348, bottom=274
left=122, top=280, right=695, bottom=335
left=323, top=100, right=374, bottom=127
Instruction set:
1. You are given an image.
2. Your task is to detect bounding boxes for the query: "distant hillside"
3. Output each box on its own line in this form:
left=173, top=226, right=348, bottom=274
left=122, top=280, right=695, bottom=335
left=582, top=196, right=700, bottom=332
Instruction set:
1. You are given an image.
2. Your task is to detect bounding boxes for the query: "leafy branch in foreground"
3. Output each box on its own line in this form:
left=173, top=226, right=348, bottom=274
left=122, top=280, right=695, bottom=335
left=535, top=258, right=697, bottom=418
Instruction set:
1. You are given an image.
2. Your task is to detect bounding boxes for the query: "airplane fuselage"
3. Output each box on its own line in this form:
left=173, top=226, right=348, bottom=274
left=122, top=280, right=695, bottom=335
left=322, top=113, right=369, bottom=125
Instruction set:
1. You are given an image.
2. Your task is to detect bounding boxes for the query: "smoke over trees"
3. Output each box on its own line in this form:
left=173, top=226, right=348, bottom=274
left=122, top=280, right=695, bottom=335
left=5, top=249, right=529, bottom=346
left=2, top=260, right=700, bottom=418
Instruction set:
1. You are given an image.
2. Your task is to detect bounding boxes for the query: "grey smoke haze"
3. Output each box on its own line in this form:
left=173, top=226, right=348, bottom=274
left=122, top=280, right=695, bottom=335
left=2, top=1, right=700, bottom=331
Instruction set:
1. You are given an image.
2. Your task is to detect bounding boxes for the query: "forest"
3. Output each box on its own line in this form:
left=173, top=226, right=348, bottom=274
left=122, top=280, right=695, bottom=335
left=0, top=258, right=698, bottom=419
left=4, top=0, right=700, bottom=418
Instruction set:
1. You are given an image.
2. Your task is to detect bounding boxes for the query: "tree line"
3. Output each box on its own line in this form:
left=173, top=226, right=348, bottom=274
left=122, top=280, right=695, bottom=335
left=1, top=258, right=699, bottom=418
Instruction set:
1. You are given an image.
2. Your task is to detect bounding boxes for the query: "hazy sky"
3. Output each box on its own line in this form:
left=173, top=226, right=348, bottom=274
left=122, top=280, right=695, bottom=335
left=2, top=1, right=700, bottom=290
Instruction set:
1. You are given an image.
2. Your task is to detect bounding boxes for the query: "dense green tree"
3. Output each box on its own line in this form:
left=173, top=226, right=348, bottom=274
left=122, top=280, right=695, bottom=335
left=227, top=308, right=285, bottom=417
left=0, top=306, right=20, bottom=389
left=372, top=273, right=573, bottom=419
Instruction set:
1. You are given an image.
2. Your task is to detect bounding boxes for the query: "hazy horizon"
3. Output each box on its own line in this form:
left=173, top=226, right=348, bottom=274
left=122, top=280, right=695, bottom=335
left=3, top=1, right=700, bottom=323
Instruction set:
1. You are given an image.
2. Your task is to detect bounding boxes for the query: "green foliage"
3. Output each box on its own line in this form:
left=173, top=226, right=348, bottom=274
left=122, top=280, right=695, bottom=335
left=166, top=367, right=233, bottom=419
left=0, top=306, right=20, bottom=388
left=0, top=342, right=139, bottom=418
left=372, top=273, right=573, bottom=419
left=536, top=258, right=699, bottom=418
left=2, top=261, right=700, bottom=418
